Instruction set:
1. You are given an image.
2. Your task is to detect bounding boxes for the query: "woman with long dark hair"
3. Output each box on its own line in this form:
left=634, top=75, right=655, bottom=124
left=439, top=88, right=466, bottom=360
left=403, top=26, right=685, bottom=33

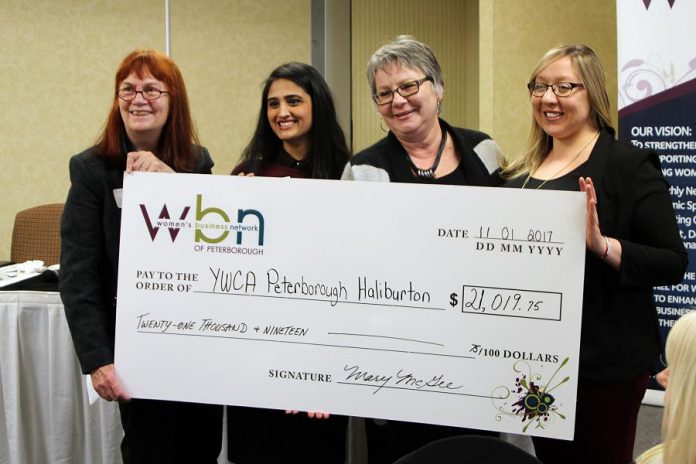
left=228, top=62, right=350, bottom=463
left=232, top=61, right=350, bottom=179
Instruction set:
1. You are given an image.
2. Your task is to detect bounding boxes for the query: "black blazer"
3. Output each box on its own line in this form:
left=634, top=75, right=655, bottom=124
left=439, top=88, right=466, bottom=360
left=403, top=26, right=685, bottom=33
left=578, top=129, right=687, bottom=382
left=59, top=146, right=214, bottom=374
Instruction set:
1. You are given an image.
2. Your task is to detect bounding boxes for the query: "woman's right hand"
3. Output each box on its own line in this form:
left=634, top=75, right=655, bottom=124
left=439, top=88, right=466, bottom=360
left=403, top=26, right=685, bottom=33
left=126, top=151, right=174, bottom=173
left=90, top=363, right=131, bottom=402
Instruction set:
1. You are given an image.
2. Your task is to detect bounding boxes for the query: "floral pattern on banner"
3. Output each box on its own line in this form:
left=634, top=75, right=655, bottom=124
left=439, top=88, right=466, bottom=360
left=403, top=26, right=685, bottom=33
left=619, top=56, right=696, bottom=108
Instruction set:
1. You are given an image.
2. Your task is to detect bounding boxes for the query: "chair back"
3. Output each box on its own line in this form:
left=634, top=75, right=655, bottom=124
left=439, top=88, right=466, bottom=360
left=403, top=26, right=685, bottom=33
left=392, top=435, right=542, bottom=464
left=10, top=203, right=64, bottom=266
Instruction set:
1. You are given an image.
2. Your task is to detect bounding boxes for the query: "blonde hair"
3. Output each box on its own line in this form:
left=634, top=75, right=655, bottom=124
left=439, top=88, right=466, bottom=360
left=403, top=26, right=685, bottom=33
left=501, top=44, right=614, bottom=179
left=663, top=310, right=696, bottom=463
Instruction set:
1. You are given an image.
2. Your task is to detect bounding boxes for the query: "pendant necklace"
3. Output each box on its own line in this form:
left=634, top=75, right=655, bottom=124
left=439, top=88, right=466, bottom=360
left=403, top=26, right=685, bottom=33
left=522, top=132, right=599, bottom=189
left=406, top=125, right=448, bottom=180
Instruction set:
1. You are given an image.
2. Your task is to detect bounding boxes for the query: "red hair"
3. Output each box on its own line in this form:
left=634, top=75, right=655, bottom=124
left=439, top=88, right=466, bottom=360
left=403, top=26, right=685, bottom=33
left=96, top=49, right=199, bottom=172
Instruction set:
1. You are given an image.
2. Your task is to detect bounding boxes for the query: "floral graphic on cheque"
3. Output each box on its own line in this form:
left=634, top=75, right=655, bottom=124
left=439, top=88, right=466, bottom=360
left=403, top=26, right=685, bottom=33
left=491, top=357, right=570, bottom=433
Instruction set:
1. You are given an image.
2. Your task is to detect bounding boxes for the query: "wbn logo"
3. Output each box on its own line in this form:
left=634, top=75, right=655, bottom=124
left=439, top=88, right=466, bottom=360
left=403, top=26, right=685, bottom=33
left=139, top=204, right=190, bottom=241
left=139, top=195, right=265, bottom=245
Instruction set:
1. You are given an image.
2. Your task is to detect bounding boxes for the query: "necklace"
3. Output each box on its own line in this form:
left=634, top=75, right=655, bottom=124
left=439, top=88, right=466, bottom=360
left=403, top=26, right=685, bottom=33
left=405, top=125, right=448, bottom=180
left=522, top=132, right=599, bottom=189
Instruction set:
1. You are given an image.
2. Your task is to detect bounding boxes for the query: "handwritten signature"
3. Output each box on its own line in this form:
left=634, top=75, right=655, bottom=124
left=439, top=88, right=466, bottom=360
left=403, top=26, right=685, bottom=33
left=343, top=365, right=462, bottom=394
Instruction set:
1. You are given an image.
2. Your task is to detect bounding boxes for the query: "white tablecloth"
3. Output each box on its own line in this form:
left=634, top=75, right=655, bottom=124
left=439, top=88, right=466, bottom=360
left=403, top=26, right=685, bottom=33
left=0, top=291, right=122, bottom=463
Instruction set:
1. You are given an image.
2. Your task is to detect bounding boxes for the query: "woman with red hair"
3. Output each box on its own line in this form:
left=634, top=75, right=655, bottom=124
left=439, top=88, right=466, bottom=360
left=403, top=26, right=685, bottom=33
left=60, top=49, right=222, bottom=463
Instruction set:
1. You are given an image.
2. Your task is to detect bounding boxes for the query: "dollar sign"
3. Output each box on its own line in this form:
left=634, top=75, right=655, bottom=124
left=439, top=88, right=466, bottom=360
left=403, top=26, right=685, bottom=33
left=449, top=292, right=458, bottom=307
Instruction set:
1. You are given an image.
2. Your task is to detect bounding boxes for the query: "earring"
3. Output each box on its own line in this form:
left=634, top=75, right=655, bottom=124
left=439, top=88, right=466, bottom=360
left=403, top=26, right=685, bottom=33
left=379, top=118, right=389, bottom=133
left=437, top=100, right=442, bottom=114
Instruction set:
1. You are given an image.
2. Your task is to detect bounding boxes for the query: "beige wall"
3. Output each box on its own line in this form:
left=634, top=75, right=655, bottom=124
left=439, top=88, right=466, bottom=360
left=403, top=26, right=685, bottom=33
left=0, top=0, right=310, bottom=260
left=171, top=0, right=310, bottom=175
left=480, top=0, right=618, bottom=159
left=351, top=0, right=479, bottom=153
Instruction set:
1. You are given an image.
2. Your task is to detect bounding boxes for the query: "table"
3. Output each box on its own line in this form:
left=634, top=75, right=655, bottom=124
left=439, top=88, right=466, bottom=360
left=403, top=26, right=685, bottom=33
left=0, top=291, right=122, bottom=463
left=0, top=291, right=233, bottom=464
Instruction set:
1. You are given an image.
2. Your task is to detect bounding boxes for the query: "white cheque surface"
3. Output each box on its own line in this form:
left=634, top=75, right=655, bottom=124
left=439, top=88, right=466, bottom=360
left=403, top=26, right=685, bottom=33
left=115, top=173, right=586, bottom=439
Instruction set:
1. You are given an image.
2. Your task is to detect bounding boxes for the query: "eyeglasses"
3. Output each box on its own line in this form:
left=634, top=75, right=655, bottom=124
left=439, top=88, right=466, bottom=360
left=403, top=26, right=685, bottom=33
left=373, top=76, right=433, bottom=105
left=527, top=82, right=584, bottom=97
left=118, top=87, right=169, bottom=101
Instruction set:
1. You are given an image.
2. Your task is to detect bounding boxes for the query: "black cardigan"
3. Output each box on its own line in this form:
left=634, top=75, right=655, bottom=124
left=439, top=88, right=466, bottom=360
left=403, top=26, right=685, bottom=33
left=59, top=146, right=214, bottom=374
left=342, top=118, right=501, bottom=186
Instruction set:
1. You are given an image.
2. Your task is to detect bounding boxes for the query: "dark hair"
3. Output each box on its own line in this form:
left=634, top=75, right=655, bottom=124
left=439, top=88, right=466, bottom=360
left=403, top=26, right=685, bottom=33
left=239, top=62, right=350, bottom=179
left=96, top=49, right=199, bottom=172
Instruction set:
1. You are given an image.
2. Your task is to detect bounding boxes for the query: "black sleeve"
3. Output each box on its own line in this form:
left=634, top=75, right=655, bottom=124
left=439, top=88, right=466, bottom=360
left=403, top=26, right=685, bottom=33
left=619, top=153, right=688, bottom=286
left=196, top=146, right=214, bottom=174
left=59, top=155, right=114, bottom=374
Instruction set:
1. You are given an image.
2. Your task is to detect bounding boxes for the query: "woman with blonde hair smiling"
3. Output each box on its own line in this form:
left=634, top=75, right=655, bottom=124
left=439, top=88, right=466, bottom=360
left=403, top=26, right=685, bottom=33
left=502, top=44, right=687, bottom=463
left=637, top=311, right=696, bottom=464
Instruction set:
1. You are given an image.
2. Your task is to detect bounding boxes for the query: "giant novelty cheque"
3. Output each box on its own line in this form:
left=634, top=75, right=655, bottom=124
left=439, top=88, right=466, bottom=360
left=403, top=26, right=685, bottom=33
left=115, top=173, right=586, bottom=439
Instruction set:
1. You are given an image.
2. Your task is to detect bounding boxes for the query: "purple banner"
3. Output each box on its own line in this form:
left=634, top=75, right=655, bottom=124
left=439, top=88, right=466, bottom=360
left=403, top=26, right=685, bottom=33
left=618, top=79, right=696, bottom=378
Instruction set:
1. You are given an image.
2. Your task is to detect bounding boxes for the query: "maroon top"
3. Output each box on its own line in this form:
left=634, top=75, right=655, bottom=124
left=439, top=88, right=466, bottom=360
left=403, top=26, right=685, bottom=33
left=231, top=148, right=311, bottom=178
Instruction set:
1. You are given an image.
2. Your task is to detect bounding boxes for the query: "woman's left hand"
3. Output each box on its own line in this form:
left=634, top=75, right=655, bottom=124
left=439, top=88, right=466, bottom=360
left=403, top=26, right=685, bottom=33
left=579, top=177, right=604, bottom=254
left=579, top=177, right=621, bottom=268
left=126, top=151, right=174, bottom=173
left=285, top=410, right=330, bottom=419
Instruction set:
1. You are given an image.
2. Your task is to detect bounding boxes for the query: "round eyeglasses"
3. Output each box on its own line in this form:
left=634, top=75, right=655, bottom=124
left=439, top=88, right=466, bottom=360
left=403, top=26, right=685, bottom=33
left=527, top=82, right=584, bottom=97
left=373, top=76, right=433, bottom=105
left=118, top=87, right=169, bottom=101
